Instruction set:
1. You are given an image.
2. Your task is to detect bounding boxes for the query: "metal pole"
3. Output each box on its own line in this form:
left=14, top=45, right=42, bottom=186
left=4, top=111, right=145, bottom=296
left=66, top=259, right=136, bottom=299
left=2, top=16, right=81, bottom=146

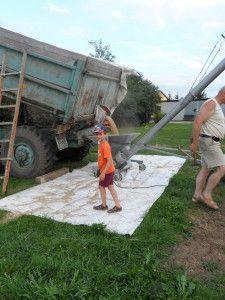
left=117, top=56, right=225, bottom=168
left=144, top=145, right=200, bottom=163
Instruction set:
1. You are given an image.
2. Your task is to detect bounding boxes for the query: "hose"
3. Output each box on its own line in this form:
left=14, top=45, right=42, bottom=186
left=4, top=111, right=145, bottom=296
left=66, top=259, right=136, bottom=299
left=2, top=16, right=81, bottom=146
left=114, top=180, right=167, bottom=189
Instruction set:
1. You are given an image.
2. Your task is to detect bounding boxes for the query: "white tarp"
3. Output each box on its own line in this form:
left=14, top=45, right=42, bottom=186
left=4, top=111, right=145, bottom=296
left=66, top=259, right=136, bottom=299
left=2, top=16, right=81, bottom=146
left=0, top=155, right=185, bottom=235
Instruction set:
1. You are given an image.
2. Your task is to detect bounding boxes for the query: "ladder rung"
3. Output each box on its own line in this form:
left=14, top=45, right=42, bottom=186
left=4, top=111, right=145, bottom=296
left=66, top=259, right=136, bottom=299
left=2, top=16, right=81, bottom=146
left=1, top=71, right=20, bottom=77
left=0, top=122, right=13, bottom=126
left=1, top=88, right=18, bottom=92
left=0, top=139, right=10, bottom=143
left=0, top=105, right=16, bottom=109
left=0, top=157, right=12, bottom=161
left=0, top=51, right=27, bottom=194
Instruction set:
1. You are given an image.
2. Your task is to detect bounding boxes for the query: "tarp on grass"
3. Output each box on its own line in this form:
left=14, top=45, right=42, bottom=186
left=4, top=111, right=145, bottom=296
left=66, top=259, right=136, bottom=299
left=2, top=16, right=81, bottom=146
left=0, top=155, right=185, bottom=235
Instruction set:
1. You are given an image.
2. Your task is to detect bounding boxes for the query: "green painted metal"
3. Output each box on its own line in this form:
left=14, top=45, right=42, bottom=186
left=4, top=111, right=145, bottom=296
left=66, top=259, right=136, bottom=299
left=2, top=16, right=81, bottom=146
left=0, top=44, right=86, bottom=119
left=0, top=27, right=127, bottom=129
left=64, top=60, right=86, bottom=121
left=14, top=143, right=35, bottom=169
left=0, top=27, right=131, bottom=178
left=0, top=131, right=35, bottom=170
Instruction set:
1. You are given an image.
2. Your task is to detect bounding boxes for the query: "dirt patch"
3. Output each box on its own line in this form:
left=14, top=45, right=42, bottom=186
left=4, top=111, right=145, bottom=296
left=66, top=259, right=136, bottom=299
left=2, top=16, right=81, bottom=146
left=168, top=200, right=225, bottom=282
left=0, top=212, right=22, bottom=224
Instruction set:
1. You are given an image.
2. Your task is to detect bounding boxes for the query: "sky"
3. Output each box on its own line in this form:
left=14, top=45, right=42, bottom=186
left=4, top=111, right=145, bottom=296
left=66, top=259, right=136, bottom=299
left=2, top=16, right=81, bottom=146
left=1, top=0, right=225, bottom=98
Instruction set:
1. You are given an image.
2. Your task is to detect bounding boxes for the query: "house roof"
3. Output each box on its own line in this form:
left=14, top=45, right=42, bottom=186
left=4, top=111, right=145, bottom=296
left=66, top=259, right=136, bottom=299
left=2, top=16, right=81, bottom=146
left=158, top=90, right=169, bottom=101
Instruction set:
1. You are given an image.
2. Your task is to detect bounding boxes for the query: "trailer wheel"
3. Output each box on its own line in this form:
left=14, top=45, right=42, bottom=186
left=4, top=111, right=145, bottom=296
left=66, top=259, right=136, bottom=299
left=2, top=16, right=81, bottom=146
left=57, top=144, right=90, bottom=161
left=7, top=126, right=55, bottom=178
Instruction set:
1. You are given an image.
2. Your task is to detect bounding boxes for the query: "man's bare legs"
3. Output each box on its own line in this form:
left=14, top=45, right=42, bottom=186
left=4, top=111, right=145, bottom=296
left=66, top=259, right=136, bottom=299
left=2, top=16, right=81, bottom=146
left=203, top=165, right=225, bottom=205
left=193, top=165, right=225, bottom=209
left=193, top=166, right=211, bottom=199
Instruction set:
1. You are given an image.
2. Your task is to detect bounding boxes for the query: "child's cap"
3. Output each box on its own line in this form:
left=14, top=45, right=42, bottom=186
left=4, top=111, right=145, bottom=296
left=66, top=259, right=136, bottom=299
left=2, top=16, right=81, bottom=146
left=93, top=124, right=107, bottom=134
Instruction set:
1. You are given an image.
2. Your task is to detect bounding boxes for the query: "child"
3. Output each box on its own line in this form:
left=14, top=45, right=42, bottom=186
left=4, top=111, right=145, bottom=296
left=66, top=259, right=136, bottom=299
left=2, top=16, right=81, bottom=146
left=93, top=124, right=122, bottom=213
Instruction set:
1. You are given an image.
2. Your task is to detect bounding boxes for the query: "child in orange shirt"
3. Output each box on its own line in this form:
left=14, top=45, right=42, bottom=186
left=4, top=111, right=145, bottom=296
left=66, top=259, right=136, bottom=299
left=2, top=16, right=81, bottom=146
left=93, top=124, right=122, bottom=213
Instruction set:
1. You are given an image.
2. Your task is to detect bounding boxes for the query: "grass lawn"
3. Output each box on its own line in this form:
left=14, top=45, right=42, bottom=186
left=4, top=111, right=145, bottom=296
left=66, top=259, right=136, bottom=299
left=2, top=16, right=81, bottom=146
left=0, top=122, right=225, bottom=299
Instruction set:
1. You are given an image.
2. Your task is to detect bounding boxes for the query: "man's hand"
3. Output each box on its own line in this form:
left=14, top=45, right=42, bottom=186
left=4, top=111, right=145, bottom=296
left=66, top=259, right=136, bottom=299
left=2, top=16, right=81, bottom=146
left=99, top=172, right=106, bottom=181
left=190, top=142, right=198, bottom=154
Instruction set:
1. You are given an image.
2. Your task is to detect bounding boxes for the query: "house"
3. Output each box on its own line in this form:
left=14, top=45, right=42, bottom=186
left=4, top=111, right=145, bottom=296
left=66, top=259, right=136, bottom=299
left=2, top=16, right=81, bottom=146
left=160, top=99, right=184, bottom=121
left=159, top=96, right=225, bottom=121
left=158, top=90, right=169, bottom=102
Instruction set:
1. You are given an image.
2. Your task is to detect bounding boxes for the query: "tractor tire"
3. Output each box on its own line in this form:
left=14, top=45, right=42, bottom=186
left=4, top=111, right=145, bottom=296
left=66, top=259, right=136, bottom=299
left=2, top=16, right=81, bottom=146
left=7, top=126, right=55, bottom=178
left=57, top=144, right=90, bottom=161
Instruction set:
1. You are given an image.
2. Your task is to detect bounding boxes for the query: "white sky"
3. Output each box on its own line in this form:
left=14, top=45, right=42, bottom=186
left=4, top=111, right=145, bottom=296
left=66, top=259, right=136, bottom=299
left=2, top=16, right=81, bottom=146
left=1, top=0, right=225, bottom=98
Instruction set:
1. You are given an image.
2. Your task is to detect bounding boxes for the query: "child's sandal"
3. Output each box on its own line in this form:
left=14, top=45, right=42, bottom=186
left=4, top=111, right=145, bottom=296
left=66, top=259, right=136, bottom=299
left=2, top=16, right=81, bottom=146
left=93, top=204, right=108, bottom=210
left=107, top=206, right=122, bottom=213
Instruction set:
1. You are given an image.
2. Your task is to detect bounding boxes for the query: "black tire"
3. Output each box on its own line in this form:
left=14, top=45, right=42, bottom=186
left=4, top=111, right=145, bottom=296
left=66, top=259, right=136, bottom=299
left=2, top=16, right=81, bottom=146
left=57, top=144, right=90, bottom=161
left=7, top=126, right=55, bottom=178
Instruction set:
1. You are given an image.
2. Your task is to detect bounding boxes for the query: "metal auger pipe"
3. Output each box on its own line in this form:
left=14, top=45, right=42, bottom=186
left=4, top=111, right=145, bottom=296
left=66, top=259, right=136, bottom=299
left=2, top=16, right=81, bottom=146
left=116, top=56, right=225, bottom=169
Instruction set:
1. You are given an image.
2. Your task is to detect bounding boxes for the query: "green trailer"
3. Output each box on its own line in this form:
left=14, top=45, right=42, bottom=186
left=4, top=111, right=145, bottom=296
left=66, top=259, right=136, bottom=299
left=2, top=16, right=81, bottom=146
left=0, top=27, right=131, bottom=178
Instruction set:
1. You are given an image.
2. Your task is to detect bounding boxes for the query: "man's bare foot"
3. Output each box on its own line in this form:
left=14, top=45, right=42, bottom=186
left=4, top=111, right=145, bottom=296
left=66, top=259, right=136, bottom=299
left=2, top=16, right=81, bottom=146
left=192, top=195, right=202, bottom=203
left=201, top=194, right=219, bottom=210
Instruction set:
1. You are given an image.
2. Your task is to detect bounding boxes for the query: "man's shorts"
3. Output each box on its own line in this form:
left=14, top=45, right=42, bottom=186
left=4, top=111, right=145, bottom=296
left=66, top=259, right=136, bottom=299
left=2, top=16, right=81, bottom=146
left=99, top=172, right=114, bottom=187
left=199, top=137, right=225, bottom=168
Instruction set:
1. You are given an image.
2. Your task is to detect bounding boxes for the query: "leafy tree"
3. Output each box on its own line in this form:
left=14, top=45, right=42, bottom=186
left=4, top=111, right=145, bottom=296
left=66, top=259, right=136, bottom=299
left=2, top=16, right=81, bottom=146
left=168, top=92, right=172, bottom=100
left=113, top=74, right=161, bottom=126
left=88, top=40, right=159, bottom=126
left=89, top=39, right=116, bottom=62
left=174, top=93, right=179, bottom=100
left=196, top=91, right=207, bottom=99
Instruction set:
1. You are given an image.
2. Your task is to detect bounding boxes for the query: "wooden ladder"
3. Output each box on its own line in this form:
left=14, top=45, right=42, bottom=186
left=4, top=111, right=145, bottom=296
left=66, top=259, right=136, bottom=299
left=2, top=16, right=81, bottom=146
left=0, top=51, right=27, bottom=194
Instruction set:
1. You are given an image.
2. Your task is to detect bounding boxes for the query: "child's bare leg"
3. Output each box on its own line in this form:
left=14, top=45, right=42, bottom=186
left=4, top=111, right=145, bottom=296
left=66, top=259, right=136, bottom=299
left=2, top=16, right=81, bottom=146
left=99, top=185, right=107, bottom=207
left=108, top=185, right=121, bottom=208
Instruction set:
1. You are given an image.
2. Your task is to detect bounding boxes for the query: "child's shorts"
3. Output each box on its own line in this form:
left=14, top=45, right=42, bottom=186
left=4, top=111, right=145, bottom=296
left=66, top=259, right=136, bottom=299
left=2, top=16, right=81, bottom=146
left=99, top=172, right=114, bottom=187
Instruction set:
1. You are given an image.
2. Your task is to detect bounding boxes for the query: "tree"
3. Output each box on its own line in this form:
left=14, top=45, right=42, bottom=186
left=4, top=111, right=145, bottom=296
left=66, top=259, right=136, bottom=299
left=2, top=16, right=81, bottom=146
left=174, top=93, right=179, bottom=100
left=196, top=91, right=207, bottom=99
left=168, top=92, right=172, bottom=100
left=89, top=39, right=116, bottom=62
left=113, top=74, right=161, bottom=126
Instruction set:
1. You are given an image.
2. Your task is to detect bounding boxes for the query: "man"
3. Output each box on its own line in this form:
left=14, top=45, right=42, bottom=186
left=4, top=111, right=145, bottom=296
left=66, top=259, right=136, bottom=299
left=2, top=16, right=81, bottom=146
left=103, top=115, right=119, bottom=135
left=100, top=105, right=119, bottom=134
left=190, top=86, right=225, bottom=209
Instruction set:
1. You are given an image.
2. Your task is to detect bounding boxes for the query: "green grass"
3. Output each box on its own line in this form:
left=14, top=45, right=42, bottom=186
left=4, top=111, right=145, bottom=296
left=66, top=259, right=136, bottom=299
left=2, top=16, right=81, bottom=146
left=121, top=122, right=193, bottom=149
left=0, top=122, right=225, bottom=299
left=134, top=122, right=194, bottom=148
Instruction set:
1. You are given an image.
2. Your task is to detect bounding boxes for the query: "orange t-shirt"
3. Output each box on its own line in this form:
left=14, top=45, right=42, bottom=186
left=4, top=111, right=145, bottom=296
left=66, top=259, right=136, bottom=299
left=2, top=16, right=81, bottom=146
left=98, top=140, right=115, bottom=174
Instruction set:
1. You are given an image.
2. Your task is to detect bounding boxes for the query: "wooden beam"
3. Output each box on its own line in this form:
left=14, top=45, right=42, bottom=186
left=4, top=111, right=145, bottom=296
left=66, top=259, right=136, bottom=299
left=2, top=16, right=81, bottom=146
left=35, top=167, right=70, bottom=184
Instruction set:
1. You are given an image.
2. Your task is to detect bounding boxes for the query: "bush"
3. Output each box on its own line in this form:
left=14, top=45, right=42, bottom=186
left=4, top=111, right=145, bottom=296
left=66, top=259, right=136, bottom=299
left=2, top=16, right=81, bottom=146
left=113, top=74, right=161, bottom=127
left=153, top=112, right=166, bottom=123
